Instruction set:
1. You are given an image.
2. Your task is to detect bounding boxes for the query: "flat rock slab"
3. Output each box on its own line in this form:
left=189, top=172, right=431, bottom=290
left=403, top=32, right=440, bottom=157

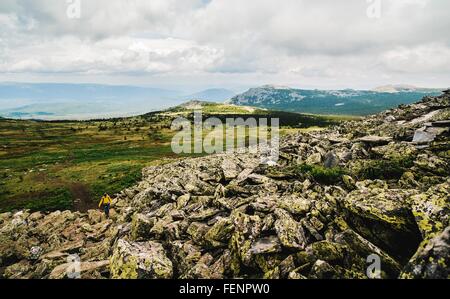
left=408, top=109, right=443, bottom=126
left=413, top=126, right=449, bottom=144
left=357, top=136, right=393, bottom=145
left=249, top=236, right=282, bottom=254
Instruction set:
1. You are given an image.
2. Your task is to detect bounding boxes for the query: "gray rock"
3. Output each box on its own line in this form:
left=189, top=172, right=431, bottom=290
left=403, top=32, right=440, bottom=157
left=342, top=188, right=422, bottom=262
left=413, top=126, right=449, bottom=144
left=110, top=239, right=173, bottom=279
left=274, top=209, right=307, bottom=249
left=249, top=236, right=282, bottom=254
left=323, top=151, right=340, bottom=168
left=401, top=226, right=450, bottom=279
left=222, top=158, right=241, bottom=180
left=357, top=136, right=393, bottom=145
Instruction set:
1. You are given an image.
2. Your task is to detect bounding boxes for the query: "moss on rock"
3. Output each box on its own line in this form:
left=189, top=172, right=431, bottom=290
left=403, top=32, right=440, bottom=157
left=110, top=239, right=173, bottom=279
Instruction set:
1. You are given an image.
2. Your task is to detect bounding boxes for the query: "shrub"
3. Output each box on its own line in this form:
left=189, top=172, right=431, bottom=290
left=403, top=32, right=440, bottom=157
left=148, top=128, right=164, bottom=141
left=355, top=157, right=414, bottom=180
left=292, top=164, right=347, bottom=185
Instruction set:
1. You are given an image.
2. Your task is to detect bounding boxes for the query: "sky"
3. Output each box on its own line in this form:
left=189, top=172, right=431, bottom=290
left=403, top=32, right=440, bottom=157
left=0, top=0, right=449, bottom=92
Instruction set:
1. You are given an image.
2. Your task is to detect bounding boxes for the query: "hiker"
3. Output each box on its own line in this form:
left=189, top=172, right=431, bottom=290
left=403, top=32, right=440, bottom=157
left=98, top=193, right=112, bottom=218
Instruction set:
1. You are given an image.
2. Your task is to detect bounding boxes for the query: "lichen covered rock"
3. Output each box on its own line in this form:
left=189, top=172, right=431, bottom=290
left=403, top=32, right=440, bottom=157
left=130, top=213, right=154, bottom=241
left=409, top=180, right=449, bottom=239
left=274, top=209, right=307, bottom=250
left=400, top=226, right=450, bottom=279
left=342, top=188, right=422, bottom=262
left=110, top=239, right=173, bottom=279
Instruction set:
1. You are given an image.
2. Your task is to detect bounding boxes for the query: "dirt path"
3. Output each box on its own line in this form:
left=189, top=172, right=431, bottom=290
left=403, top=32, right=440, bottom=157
left=69, top=182, right=95, bottom=212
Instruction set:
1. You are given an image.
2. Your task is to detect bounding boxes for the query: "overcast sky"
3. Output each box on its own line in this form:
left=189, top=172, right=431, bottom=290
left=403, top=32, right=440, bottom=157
left=0, top=0, right=449, bottom=92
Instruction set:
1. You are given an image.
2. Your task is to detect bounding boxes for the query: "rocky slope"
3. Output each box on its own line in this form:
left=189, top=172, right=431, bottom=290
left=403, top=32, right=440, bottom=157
left=1, top=91, right=449, bottom=279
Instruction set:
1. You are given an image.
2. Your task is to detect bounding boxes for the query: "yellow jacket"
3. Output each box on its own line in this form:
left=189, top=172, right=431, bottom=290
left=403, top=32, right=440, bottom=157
left=98, top=195, right=112, bottom=207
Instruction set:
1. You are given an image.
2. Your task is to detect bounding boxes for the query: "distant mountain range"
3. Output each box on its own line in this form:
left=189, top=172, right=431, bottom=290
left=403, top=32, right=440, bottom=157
left=0, top=83, right=234, bottom=120
left=229, top=85, right=444, bottom=115
left=0, top=82, right=445, bottom=119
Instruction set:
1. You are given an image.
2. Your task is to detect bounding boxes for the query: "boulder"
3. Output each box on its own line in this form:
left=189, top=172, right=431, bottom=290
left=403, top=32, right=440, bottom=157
left=186, top=222, right=210, bottom=247
left=305, top=153, right=322, bottom=165
left=229, top=212, right=263, bottom=271
left=182, top=253, right=216, bottom=279
left=399, top=172, right=420, bottom=188
left=342, top=189, right=422, bottom=262
left=334, top=229, right=402, bottom=278
left=279, top=255, right=297, bottom=278
left=342, top=175, right=356, bottom=190
left=130, top=213, right=154, bottom=241
left=88, top=210, right=105, bottom=224
left=176, top=194, right=191, bottom=209
left=28, top=211, right=44, bottom=222
left=58, top=240, right=85, bottom=253
left=204, top=217, right=234, bottom=248
left=110, top=239, right=173, bottom=279
left=0, top=235, right=26, bottom=267
left=150, top=216, right=174, bottom=237
left=413, top=126, right=449, bottom=144
left=80, top=239, right=113, bottom=261
left=3, top=260, right=33, bottom=279
left=309, top=260, right=338, bottom=279
left=0, top=212, right=12, bottom=224
left=222, top=159, right=240, bottom=180
left=400, top=226, right=449, bottom=279
left=305, top=241, right=347, bottom=263
left=278, top=196, right=311, bottom=215
left=371, top=142, right=416, bottom=160
left=410, top=181, right=449, bottom=239
left=249, top=236, right=282, bottom=255
left=274, top=209, right=307, bottom=250
left=323, top=151, right=340, bottom=168
left=169, top=241, right=202, bottom=275
left=357, top=136, right=393, bottom=145
left=188, top=208, right=222, bottom=221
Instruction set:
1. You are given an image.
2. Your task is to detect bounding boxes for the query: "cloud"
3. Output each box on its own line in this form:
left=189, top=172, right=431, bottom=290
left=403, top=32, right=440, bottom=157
left=0, top=0, right=449, bottom=88
left=381, top=43, right=450, bottom=73
left=0, top=36, right=224, bottom=74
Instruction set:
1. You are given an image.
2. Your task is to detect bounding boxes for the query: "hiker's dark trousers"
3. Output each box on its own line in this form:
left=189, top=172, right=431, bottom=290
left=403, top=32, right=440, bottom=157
left=104, top=203, right=110, bottom=218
